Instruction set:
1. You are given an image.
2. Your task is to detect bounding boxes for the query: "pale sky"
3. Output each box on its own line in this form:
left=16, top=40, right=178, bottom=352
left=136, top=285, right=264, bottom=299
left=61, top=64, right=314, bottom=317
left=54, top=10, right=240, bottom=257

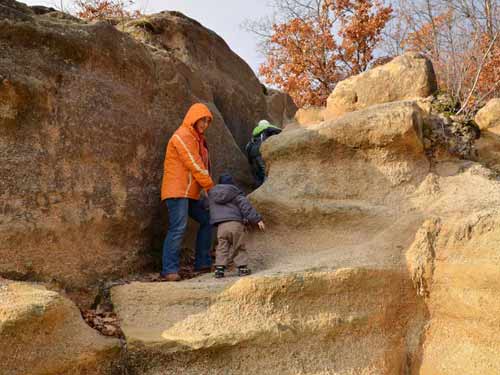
left=21, top=0, right=273, bottom=73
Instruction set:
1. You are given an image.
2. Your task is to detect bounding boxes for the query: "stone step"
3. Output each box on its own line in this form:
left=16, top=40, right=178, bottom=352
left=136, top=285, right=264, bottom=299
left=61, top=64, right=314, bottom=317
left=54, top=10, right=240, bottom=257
left=112, top=267, right=419, bottom=374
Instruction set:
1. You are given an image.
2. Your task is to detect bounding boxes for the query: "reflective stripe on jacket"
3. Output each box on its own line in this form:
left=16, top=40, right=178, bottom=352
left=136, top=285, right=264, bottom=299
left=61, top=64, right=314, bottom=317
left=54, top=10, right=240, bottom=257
left=161, top=103, right=215, bottom=200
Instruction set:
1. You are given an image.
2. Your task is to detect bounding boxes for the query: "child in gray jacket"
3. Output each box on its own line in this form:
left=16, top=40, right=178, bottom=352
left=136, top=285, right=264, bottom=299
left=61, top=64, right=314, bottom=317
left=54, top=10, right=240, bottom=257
left=208, top=173, right=265, bottom=278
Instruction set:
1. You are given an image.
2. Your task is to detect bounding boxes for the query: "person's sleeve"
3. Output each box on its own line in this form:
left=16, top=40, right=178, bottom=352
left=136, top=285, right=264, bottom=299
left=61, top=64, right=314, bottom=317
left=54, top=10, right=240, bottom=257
left=171, top=133, right=214, bottom=191
left=201, top=196, right=209, bottom=210
left=268, top=128, right=282, bottom=136
left=263, top=128, right=282, bottom=141
left=245, top=142, right=252, bottom=163
left=234, top=193, right=262, bottom=224
left=256, top=155, right=265, bottom=171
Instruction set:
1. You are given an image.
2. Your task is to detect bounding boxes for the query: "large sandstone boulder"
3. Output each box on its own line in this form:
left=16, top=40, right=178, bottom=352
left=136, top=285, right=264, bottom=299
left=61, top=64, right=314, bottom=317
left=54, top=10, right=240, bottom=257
left=476, top=125, right=500, bottom=171
left=475, top=98, right=500, bottom=171
left=325, top=53, right=437, bottom=119
left=0, top=281, right=120, bottom=375
left=121, top=14, right=297, bottom=147
left=263, top=88, right=297, bottom=127
left=475, top=98, right=500, bottom=130
left=254, top=100, right=429, bottom=226
left=294, top=106, right=325, bottom=127
left=0, top=1, right=295, bottom=295
left=0, top=0, right=32, bottom=20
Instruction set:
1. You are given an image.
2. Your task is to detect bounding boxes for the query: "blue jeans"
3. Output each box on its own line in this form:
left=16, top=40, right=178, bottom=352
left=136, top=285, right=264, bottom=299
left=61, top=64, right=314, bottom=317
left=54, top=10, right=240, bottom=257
left=161, top=198, right=213, bottom=275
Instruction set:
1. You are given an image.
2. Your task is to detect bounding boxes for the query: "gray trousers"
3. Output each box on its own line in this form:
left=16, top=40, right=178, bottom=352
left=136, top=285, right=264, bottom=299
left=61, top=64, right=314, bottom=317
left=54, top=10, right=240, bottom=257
left=215, top=221, right=249, bottom=267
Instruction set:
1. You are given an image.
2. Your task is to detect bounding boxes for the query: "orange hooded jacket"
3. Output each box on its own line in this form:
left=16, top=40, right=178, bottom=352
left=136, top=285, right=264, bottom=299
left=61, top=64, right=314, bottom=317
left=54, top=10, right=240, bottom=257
left=161, top=103, right=215, bottom=200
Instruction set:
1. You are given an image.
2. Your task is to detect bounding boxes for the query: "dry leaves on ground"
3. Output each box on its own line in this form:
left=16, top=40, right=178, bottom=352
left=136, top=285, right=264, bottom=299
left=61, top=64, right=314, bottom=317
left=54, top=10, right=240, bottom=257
left=82, top=308, right=122, bottom=337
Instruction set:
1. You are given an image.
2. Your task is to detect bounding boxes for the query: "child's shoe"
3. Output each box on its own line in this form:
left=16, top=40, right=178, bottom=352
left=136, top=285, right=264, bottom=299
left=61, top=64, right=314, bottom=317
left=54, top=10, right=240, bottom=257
left=238, top=266, right=251, bottom=277
left=214, top=266, right=225, bottom=279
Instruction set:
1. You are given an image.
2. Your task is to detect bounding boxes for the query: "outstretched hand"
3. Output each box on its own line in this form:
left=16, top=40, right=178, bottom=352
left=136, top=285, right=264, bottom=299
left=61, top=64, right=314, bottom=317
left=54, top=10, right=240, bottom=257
left=257, top=221, right=266, bottom=231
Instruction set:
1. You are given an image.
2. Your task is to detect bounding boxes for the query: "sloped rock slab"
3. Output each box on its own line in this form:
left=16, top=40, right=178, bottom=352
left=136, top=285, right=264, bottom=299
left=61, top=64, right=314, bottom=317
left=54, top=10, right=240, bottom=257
left=0, top=281, right=120, bottom=375
left=112, top=268, right=419, bottom=374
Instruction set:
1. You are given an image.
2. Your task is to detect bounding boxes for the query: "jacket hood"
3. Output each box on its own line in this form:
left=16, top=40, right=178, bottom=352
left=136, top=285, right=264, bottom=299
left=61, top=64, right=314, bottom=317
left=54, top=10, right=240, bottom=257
left=252, top=119, right=281, bottom=137
left=209, top=184, right=241, bottom=204
left=218, top=173, right=235, bottom=185
left=182, top=103, right=213, bottom=129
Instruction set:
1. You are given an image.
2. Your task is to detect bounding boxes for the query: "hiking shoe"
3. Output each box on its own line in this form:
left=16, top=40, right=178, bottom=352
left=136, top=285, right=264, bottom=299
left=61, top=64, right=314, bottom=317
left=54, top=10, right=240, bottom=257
left=214, top=266, right=225, bottom=279
left=237, top=266, right=251, bottom=277
left=158, top=273, right=181, bottom=282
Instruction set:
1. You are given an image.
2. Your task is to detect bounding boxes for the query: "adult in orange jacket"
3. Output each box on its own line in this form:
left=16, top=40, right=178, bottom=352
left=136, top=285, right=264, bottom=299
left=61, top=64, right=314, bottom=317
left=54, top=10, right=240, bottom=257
left=160, top=103, right=215, bottom=281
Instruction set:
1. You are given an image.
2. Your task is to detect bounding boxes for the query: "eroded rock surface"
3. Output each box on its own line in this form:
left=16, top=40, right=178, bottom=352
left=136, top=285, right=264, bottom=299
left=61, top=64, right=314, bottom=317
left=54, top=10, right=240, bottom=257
left=113, top=269, right=421, bottom=375
left=254, top=100, right=429, bottom=227
left=294, top=106, right=325, bottom=127
left=120, top=14, right=296, bottom=148
left=325, top=53, right=437, bottom=120
left=410, top=212, right=500, bottom=375
left=476, top=125, right=500, bottom=172
left=475, top=98, right=500, bottom=130
left=0, top=281, right=120, bottom=375
left=475, top=98, right=500, bottom=172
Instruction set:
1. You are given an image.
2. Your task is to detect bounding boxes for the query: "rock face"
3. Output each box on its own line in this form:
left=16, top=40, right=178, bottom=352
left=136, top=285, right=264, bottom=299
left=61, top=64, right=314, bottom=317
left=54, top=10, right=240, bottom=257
left=110, top=56, right=500, bottom=374
left=294, top=106, right=325, bottom=127
left=475, top=98, right=500, bottom=130
left=0, top=1, right=296, bottom=294
left=475, top=98, right=500, bottom=171
left=325, top=53, right=437, bottom=119
left=416, top=94, right=481, bottom=160
left=0, top=281, right=120, bottom=375
left=121, top=14, right=297, bottom=147
left=476, top=126, right=500, bottom=171
left=254, top=100, right=429, bottom=227
left=113, top=270, right=419, bottom=375
left=407, top=212, right=500, bottom=375
left=263, top=88, right=297, bottom=127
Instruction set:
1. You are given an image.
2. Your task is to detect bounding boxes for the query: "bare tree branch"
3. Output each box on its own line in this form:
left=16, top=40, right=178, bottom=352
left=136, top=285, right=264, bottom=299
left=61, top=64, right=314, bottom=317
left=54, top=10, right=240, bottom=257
left=457, top=31, right=498, bottom=115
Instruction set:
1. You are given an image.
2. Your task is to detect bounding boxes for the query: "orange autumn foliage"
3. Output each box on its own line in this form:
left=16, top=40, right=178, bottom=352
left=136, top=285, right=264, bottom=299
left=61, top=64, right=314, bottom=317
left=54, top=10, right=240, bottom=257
left=403, top=12, right=452, bottom=93
left=403, top=10, right=499, bottom=112
left=403, top=12, right=452, bottom=61
left=335, top=0, right=393, bottom=75
left=76, top=0, right=141, bottom=21
left=259, top=0, right=392, bottom=108
left=476, top=34, right=500, bottom=101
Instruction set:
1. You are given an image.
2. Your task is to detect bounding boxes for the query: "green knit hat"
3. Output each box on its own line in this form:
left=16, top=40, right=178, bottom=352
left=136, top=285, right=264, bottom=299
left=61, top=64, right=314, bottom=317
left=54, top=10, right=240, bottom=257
left=252, top=120, right=281, bottom=137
